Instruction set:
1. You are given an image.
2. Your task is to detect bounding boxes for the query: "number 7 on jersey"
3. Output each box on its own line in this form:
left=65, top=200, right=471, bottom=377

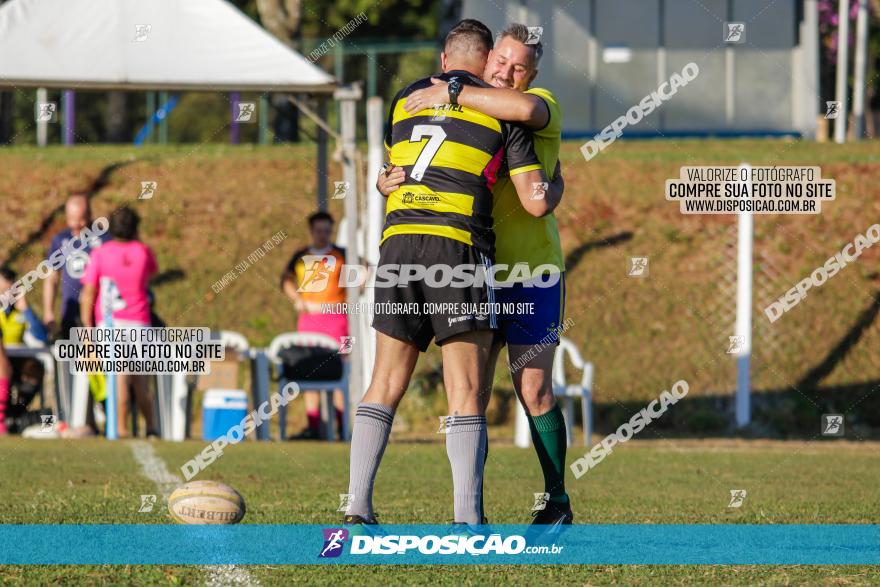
left=409, top=125, right=447, bottom=182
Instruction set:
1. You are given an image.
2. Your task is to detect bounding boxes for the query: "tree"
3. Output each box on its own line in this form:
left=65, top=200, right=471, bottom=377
left=255, top=0, right=303, bottom=48
left=255, top=0, right=304, bottom=142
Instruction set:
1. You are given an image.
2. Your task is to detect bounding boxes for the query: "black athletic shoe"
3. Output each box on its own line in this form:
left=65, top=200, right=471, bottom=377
left=527, top=501, right=573, bottom=542
left=344, top=513, right=379, bottom=525
left=344, top=513, right=384, bottom=536
left=288, top=427, right=320, bottom=441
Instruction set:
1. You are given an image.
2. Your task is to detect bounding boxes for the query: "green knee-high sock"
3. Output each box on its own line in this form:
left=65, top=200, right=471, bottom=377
left=527, top=404, right=569, bottom=504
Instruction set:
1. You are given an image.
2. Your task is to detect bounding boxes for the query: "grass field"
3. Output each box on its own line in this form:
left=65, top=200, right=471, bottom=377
left=0, top=436, right=878, bottom=585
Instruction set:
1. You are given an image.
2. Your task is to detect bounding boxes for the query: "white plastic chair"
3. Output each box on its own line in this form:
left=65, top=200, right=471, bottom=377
left=514, top=336, right=594, bottom=447
left=3, top=342, right=57, bottom=419
left=158, top=330, right=258, bottom=441
left=265, top=332, right=350, bottom=441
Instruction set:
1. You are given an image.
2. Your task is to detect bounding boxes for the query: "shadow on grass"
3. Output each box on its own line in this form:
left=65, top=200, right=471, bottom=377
left=152, top=268, right=185, bottom=286
left=4, top=160, right=136, bottom=267
left=587, top=290, right=880, bottom=439
left=586, top=378, right=880, bottom=440
left=565, top=231, right=633, bottom=274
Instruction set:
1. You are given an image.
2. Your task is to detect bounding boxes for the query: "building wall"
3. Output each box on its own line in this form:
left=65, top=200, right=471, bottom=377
left=462, top=0, right=818, bottom=138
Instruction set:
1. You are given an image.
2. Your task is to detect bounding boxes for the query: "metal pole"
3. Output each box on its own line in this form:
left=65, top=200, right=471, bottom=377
left=799, top=0, right=820, bottom=139
left=735, top=163, right=752, bottom=428
left=366, top=97, right=384, bottom=265
left=36, top=88, right=48, bottom=147
left=317, top=98, right=328, bottom=210
left=146, top=92, right=156, bottom=144
left=101, top=279, right=118, bottom=440
left=833, top=0, right=850, bottom=144
left=62, top=90, right=74, bottom=146
left=158, top=90, right=169, bottom=144
left=251, top=351, right=271, bottom=440
left=362, top=96, right=385, bottom=398
left=334, top=44, right=345, bottom=134
left=259, top=94, right=269, bottom=145
left=367, top=48, right=377, bottom=98
left=336, top=84, right=363, bottom=413
left=230, top=92, right=240, bottom=145
left=852, top=0, right=868, bottom=139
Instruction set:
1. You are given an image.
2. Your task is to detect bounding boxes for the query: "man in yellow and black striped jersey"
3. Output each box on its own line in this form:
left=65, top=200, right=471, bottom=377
left=343, top=19, right=564, bottom=529
left=401, top=22, right=574, bottom=535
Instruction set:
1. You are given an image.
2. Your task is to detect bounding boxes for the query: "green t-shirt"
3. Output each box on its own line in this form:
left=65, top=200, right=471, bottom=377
left=492, top=87, right=564, bottom=283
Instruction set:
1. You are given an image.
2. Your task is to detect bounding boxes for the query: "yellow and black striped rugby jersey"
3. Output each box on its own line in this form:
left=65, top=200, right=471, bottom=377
left=382, top=70, right=542, bottom=256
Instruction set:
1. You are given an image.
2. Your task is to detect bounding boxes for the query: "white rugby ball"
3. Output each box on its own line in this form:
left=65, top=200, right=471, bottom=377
left=168, top=480, right=246, bottom=525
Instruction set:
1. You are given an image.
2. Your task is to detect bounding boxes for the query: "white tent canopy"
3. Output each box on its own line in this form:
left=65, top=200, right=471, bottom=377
left=0, top=0, right=335, bottom=92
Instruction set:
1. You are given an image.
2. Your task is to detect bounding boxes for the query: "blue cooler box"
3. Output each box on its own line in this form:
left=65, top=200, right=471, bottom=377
left=202, top=389, right=249, bottom=441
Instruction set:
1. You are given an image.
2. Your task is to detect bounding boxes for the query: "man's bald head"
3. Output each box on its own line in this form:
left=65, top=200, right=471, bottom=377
left=441, top=19, right=493, bottom=76
left=65, top=193, right=90, bottom=235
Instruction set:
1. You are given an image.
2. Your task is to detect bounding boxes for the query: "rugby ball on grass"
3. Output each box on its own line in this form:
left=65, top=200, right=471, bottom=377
left=168, top=480, right=245, bottom=525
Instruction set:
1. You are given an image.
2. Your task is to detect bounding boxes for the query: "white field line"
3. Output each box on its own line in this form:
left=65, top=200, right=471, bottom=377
left=129, top=441, right=259, bottom=586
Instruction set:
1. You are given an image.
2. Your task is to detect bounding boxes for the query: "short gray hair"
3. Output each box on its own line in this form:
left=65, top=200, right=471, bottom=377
left=495, top=23, right=542, bottom=65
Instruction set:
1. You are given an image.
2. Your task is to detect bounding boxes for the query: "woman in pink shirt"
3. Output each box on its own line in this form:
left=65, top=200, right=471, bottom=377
left=80, top=207, right=157, bottom=438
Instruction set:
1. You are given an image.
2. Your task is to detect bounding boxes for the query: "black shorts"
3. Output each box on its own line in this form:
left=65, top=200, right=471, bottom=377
left=371, top=234, right=497, bottom=352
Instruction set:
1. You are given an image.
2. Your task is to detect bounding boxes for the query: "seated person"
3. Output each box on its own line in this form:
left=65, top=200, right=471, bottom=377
left=0, top=267, right=49, bottom=346
left=0, top=268, right=49, bottom=433
left=280, top=212, right=348, bottom=440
